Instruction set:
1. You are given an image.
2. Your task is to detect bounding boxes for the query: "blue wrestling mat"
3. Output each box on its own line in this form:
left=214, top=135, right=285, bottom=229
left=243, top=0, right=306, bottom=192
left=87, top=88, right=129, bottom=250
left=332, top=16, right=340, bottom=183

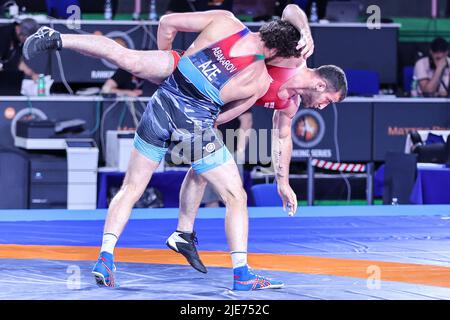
left=1, top=205, right=450, bottom=300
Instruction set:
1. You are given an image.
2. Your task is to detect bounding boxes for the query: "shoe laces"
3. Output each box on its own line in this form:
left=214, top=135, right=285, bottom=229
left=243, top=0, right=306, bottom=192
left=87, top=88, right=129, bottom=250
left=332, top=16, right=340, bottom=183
left=190, top=231, right=199, bottom=246
left=35, top=27, right=54, bottom=39
left=35, top=28, right=46, bottom=39
left=247, top=266, right=271, bottom=280
left=34, top=27, right=59, bottom=48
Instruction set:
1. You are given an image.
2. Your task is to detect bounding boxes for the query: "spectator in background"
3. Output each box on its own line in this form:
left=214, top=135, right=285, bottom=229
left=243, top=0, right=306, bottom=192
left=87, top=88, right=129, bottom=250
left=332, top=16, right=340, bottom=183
left=102, top=38, right=144, bottom=97
left=102, top=68, right=144, bottom=97
left=0, top=18, right=39, bottom=79
left=414, top=37, right=450, bottom=97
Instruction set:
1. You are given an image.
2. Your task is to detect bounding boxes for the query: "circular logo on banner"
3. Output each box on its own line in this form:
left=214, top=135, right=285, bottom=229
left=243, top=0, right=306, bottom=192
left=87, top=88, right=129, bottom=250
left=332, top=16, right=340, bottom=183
left=101, top=31, right=136, bottom=69
left=291, top=109, right=326, bottom=148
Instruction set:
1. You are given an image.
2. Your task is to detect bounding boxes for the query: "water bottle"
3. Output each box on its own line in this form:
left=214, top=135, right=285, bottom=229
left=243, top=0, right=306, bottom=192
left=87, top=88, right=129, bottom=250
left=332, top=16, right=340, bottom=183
left=133, top=0, right=141, bottom=20
left=310, top=1, right=319, bottom=23
left=104, top=0, right=113, bottom=20
left=410, top=79, right=418, bottom=97
left=37, top=74, right=46, bottom=96
left=149, top=0, right=157, bottom=21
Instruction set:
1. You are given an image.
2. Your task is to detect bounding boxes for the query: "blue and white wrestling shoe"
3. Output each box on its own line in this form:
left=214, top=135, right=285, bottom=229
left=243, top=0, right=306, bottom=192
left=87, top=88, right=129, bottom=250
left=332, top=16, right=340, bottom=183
left=92, top=252, right=117, bottom=287
left=233, top=265, right=284, bottom=291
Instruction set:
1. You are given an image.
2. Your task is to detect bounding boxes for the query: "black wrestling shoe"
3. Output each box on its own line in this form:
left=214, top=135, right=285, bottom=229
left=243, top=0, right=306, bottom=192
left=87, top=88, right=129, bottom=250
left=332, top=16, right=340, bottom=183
left=166, top=231, right=207, bottom=274
left=23, top=26, right=62, bottom=60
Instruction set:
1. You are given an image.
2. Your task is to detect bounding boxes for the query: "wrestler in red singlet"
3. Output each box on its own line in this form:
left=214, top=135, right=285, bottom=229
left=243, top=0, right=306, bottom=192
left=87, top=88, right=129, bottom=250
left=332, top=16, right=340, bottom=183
left=171, top=51, right=298, bottom=111
left=255, top=64, right=298, bottom=110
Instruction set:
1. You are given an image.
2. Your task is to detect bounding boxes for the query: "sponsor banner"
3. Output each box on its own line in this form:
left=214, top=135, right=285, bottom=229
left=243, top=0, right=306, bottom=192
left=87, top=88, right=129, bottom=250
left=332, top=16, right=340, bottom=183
left=373, top=102, right=450, bottom=161
left=290, top=102, right=372, bottom=162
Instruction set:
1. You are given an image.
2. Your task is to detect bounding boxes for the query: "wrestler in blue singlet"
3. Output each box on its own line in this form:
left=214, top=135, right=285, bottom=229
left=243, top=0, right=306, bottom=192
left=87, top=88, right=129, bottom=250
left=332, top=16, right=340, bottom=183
left=135, top=28, right=264, bottom=173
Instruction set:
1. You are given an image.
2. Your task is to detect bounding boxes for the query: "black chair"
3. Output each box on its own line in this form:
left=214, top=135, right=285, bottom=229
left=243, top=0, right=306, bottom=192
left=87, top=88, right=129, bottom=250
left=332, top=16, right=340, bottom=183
left=383, top=152, right=417, bottom=205
left=410, top=131, right=447, bottom=164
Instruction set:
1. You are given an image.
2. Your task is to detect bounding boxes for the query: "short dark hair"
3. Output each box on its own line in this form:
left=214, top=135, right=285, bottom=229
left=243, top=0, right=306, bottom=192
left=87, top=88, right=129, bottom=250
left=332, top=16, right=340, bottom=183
left=430, top=37, right=449, bottom=53
left=259, top=20, right=301, bottom=58
left=316, top=65, right=348, bottom=101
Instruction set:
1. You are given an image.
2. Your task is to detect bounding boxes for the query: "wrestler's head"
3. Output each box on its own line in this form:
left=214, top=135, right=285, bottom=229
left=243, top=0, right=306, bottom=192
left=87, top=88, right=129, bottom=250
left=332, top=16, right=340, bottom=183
left=297, top=65, right=347, bottom=109
left=259, top=20, right=302, bottom=60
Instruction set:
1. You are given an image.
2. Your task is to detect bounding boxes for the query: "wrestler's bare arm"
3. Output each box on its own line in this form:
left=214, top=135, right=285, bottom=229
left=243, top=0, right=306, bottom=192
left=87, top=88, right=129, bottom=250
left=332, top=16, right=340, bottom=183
left=272, top=96, right=300, bottom=214
left=157, top=10, right=237, bottom=50
left=215, top=76, right=270, bottom=124
left=282, top=4, right=314, bottom=60
left=215, top=95, right=258, bottom=125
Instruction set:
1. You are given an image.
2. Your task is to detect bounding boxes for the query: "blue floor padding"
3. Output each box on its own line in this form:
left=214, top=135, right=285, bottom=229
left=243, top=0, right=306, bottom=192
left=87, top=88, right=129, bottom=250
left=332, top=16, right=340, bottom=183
left=1, top=215, right=450, bottom=266
left=1, top=259, right=450, bottom=300
left=2, top=206, right=450, bottom=299
left=1, top=205, right=450, bottom=222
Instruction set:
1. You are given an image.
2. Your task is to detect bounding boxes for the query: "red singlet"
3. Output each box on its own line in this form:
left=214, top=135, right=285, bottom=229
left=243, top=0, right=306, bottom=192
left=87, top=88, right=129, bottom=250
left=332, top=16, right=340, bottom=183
left=171, top=52, right=297, bottom=110
left=255, top=65, right=298, bottom=110
left=171, top=50, right=181, bottom=71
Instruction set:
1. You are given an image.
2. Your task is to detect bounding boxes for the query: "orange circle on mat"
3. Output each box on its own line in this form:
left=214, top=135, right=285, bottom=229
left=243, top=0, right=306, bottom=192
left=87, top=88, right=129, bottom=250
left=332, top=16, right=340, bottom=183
left=4, top=107, right=16, bottom=120
left=93, top=30, right=103, bottom=36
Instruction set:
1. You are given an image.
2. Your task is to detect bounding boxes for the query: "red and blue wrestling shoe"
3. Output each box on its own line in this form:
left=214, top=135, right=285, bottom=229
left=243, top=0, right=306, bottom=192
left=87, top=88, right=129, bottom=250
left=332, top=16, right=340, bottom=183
left=233, top=265, right=284, bottom=291
left=92, top=252, right=117, bottom=287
